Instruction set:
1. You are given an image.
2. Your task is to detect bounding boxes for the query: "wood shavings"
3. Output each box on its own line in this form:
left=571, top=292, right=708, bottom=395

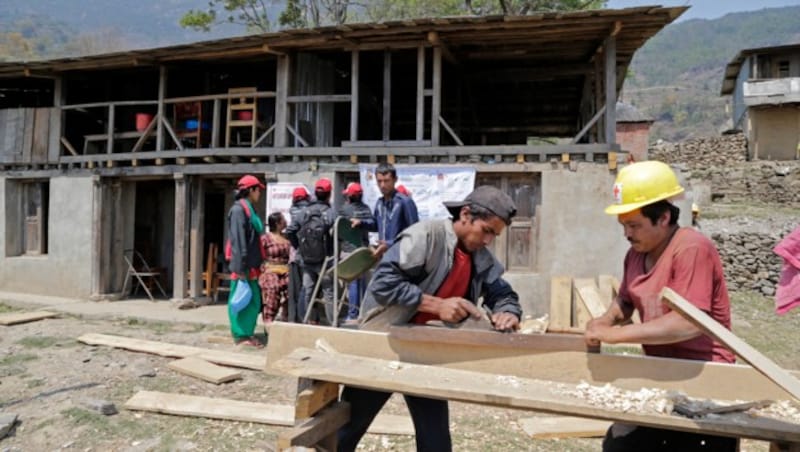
left=558, top=381, right=678, bottom=414
left=386, top=360, right=402, bottom=370
left=752, top=400, right=800, bottom=423
left=519, top=314, right=549, bottom=334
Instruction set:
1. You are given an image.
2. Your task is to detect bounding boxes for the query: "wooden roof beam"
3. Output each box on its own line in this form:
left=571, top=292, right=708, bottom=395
left=427, top=31, right=458, bottom=65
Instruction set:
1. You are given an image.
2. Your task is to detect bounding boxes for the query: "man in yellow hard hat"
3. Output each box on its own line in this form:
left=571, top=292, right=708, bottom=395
left=585, top=160, right=737, bottom=452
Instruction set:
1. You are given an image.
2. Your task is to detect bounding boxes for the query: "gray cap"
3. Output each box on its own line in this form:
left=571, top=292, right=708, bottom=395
left=443, top=185, right=517, bottom=225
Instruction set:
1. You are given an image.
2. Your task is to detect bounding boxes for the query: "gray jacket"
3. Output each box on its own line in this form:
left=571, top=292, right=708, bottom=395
left=360, top=219, right=522, bottom=331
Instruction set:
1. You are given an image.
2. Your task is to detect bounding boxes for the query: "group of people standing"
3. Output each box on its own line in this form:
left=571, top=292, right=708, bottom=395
left=227, top=159, right=739, bottom=452
left=224, top=163, right=419, bottom=346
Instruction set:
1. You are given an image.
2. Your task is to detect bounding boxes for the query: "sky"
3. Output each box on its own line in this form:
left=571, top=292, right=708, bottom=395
left=606, top=0, right=800, bottom=21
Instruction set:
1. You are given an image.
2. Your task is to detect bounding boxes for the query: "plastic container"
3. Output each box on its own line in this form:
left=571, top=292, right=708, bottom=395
left=135, top=113, right=154, bottom=132
left=236, top=111, right=253, bottom=121
left=185, top=119, right=199, bottom=130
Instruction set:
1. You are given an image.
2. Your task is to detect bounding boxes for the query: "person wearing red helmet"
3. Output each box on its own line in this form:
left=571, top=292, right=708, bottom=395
left=395, top=184, right=411, bottom=198
left=286, top=178, right=337, bottom=324
left=227, top=175, right=266, bottom=348
left=338, top=182, right=376, bottom=322
left=286, top=185, right=311, bottom=322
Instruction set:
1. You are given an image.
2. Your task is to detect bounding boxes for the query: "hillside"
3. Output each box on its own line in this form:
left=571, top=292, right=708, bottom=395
left=625, top=5, right=800, bottom=142
left=3, top=2, right=800, bottom=143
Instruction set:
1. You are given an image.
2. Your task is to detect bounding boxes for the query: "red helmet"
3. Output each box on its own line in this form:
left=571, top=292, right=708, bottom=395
left=315, top=178, right=332, bottom=193
left=237, top=175, right=265, bottom=190
left=342, top=182, right=363, bottom=196
left=396, top=184, right=411, bottom=197
left=292, top=186, right=309, bottom=201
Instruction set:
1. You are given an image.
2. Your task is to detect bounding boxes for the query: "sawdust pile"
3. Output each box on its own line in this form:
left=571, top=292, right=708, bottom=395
left=558, top=381, right=678, bottom=414
left=753, top=400, right=800, bottom=423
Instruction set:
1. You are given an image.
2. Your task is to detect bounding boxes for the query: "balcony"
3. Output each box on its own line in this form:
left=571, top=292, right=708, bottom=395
left=743, top=77, right=800, bottom=106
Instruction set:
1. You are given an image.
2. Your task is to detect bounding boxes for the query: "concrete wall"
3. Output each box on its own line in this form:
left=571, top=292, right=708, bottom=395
left=616, top=122, right=651, bottom=162
left=0, top=176, right=94, bottom=297
left=751, top=107, right=800, bottom=160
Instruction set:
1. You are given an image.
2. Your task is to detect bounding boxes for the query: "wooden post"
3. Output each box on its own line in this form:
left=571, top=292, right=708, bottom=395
left=383, top=51, right=391, bottom=142
left=604, top=36, right=617, bottom=146
left=173, top=174, right=188, bottom=301
left=275, top=54, right=289, bottom=147
left=106, top=104, right=115, bottom=155
left=90, top=176, right=103, bottom=298
left=350, top=50, right=359, bottom=142
left=156, top=66, right=166, bottom=152
left=416, top=46, right=425, bottom=141
left=48, top=77, right=63, bottom=161
left=594, top=53, right=603, bottom=143
left=189, top=178, right=205, bottom=299
left=211, top=98, right=221, bottom=148
left=431, top=47, right=442, bottom=146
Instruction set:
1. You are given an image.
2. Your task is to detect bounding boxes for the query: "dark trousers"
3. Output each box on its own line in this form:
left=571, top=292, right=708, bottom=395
left=338, top=386, right=451, bottom=452
left=603, top=424, right=738, bottom=452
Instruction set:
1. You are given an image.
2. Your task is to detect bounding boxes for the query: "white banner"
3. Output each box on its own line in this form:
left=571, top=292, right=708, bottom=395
left=358, top=165, right=476, bottom=221
left=265, top=182, right=309, bottom=226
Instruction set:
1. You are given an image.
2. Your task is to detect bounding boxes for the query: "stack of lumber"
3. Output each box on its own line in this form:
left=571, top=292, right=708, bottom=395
left=548, top=275, right=638, bottom=332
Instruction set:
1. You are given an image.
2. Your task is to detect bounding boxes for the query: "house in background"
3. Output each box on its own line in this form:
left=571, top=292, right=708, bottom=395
left=615, top=101, right=653, bottom=162
left=721, top=43, right=800, bottom=160
left=0, top=7, right=684, bottom=315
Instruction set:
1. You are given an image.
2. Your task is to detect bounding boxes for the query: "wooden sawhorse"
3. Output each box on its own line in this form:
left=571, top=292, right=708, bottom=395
left=277, top=379, right=348, bottom=451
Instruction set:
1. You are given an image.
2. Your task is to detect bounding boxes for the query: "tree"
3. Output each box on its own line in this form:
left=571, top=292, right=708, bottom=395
left=183, top=0, right=606, bottom=33
left=181, top=0, right=273, bottom=33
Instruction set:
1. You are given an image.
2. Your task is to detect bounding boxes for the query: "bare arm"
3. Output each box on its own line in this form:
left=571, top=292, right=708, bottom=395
left=586, top=309, right=702, bottom=346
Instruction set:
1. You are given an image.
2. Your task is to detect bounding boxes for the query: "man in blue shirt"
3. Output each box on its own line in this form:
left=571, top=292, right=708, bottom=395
left=354, top=163, right=419, bottom=257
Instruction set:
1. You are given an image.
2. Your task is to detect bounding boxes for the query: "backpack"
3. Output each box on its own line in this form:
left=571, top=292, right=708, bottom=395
left=298, top=204, right=329, bottom=264
left=224, top=199, right=265, bottom=262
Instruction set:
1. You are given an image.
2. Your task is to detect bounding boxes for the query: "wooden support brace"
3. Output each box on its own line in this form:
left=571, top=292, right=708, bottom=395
left=277, top=401, right=350, bottom=451
left=295, top=381, right=340, bottom=420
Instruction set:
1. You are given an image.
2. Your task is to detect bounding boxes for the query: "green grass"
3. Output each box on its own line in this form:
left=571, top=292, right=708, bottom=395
left=0, top=303, right=19, bottom=313
left=0, top=352, right=38, bottom=366
left=16, top=335, right=77, bottom=349
left=730, top=291, right=800, bottom=370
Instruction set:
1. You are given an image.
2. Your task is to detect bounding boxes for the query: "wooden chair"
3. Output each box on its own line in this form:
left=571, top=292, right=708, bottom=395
left=225, top=87, right=258, bottom=147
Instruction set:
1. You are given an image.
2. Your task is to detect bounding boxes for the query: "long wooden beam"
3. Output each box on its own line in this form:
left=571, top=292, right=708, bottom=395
left=265, top=323, right=800, bottom=401
left=272, top=348, right=800, bottom=442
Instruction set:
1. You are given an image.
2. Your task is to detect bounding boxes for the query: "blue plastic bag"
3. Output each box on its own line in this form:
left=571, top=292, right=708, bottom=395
left=230, top=280, right=252, bottom=314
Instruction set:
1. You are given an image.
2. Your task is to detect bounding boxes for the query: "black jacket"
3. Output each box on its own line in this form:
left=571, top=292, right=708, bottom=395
left=227, top=200, right=262, bottom=276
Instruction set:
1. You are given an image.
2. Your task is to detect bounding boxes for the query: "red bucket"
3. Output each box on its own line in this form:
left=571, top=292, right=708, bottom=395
left=236, top=111, right=253, bottom=121
left=135, top=113, right=154, bottom=132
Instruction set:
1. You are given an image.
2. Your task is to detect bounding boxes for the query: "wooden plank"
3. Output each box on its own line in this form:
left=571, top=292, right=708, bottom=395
left=574, top=278, right=609, bottom=318
left=106, top=104, right=115, bottom=154
left=273, top=348, right=800, bottom=442
left=295, top=381, right=340, bottom=420
left=21, top=108, right=33, bottom=162
left=519, top=416, right=610, bottom=439
left=48, top=77, right=63, bottom=162
left=156, top=66, right=166, bottom=151
left=123, top=390, right=412, bottom=435
left=662, top=287, right=800, bottom=401
left=0, top=310, right=58, bottom=326
left=573, top=282, right=592, bottom=329
left=266, top=323, right=800, bottom=401
left=188, top=178, right=204, bottom=299
left=167, top=357, right=242, bottom=384
left=32, top=108, right=50, bottom=162
left=439, top=116, right=464, bottom=146
left=549, top=276, right=572, bottom=330
left=387, top=325, right=588, bottom=352
left=278, top=402, right=350, bottom=450
left=60, top=137, right=78, bottom=156
left=78, top=333, right=264, bottom=370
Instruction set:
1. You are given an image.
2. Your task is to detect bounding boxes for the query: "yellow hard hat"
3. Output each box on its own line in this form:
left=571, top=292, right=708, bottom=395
left=604, top=161, right=684, bottom=215
left=692, top=203, right=699, bottom=213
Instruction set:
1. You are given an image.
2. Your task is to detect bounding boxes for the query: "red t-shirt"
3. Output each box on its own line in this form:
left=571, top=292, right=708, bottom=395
left=619, top=227, right=736, bottom=363
left=412, top=247, right=472, bottom=324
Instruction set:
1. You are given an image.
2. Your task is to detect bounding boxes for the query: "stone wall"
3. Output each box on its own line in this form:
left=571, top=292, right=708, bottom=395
left=706, top=218, right=796, bottom=295
left=649, top=133, right=800, bottom=205
left=649, top=133, right=747, bottom=168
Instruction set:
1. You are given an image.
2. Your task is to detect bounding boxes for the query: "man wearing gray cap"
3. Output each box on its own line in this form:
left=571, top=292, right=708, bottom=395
left=337, top=185, right=523, bottom=452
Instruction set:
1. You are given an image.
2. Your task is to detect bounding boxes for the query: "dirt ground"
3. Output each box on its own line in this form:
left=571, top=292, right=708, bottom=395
left=1, top=289, right=797, bottom=452
left=1, top=204, right=798, bottom=452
